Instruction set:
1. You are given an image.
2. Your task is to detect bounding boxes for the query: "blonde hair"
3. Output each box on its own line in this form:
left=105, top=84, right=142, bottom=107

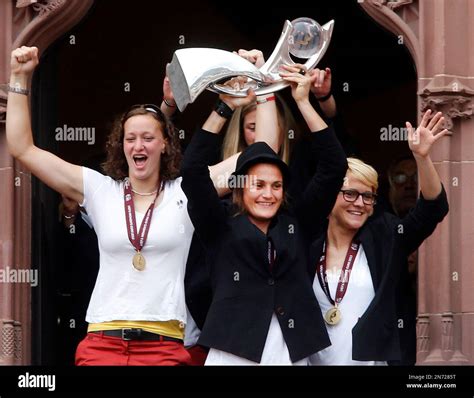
left=347, top=157, right=379, bottom=192
left=222, top=94, right=296, bottom=164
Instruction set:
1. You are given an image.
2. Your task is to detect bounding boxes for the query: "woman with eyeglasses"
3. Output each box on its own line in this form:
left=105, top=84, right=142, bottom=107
left=308, top=110, right=449, bottom=365
left=6, top=46, right=257, bottom=365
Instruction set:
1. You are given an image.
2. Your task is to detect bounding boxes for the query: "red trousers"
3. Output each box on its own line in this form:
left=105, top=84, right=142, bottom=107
left=186, top=345, right=209, bottom=366
left=75, top=332, right=191, bottom=366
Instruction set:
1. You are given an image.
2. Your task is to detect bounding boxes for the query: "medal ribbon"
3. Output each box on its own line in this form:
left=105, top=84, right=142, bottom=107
left=123, top=178, right=162, bottom=253
left=316, top=238, right=360, bottom=307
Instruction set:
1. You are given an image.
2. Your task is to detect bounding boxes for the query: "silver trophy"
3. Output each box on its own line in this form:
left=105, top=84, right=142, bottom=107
left=167, top=17, right=335, bottom=112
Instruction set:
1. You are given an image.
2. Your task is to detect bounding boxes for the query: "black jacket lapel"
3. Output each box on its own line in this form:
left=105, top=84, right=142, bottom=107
left=356, top=225, right=380, bottom=291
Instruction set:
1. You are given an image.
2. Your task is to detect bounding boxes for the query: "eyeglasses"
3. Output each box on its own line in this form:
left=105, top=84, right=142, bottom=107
left=340, top=189, right=377, bottom=205
left=392, top=172, right=417, bottom=185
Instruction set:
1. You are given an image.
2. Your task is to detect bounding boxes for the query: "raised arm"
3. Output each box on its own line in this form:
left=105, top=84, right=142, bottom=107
left=254, top=93, right=279, bottom=153
left=160, top=74, right=178, bottom=118
left=234, top=49, right=280, bottom=153
left=207, top=48, right=280, bottom=195
left=310, top=67, right=337, bottom=119
left=280, top=64, right=347, bottom=226
left=181, top=110, right=234, bottom=244
left=280, top=64, right=328, bottom=132
left=399, top=110, right=449, bottom=253
left=204, top=89, right=254, bottom=195
left=407, top=110, right=447, bottom=199
left=208, top=90, right=279, bottom=196
left=6, top=46, right=83, bottom=203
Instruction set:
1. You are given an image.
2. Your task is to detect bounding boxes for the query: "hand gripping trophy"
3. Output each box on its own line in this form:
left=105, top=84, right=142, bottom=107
left=167, top=17, right=335, bottom=112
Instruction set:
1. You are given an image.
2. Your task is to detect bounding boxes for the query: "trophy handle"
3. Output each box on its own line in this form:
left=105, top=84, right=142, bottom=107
left=257, top=20, right=294, bottom=80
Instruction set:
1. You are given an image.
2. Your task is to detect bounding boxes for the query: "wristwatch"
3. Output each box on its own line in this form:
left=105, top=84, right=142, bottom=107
left=214, top=100, right=234, bottom=119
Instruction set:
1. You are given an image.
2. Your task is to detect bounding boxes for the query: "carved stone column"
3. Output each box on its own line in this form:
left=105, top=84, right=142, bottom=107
left=359, top=0, right=473, bottom=364
left=0, top=0, right=94, bottom=365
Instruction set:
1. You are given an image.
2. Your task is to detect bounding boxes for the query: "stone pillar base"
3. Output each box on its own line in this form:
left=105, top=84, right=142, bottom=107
left=417, top=313, right=473, bottom=365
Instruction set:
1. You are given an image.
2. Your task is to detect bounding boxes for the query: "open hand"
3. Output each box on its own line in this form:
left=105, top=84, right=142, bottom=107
left=407, top=110, right=449, bottom=158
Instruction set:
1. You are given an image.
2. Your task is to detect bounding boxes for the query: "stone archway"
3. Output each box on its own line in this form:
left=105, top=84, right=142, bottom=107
left=0, top=0, right=94, bottom=365
left=359, top=0, right=474, bottom=365
left=1, top=0, right=473, bottom=366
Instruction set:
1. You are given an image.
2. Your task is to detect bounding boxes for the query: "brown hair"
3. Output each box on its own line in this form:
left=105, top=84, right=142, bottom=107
left=222, top=93, right=297, bottom=164
left=102, top=105, right=181, bottom=182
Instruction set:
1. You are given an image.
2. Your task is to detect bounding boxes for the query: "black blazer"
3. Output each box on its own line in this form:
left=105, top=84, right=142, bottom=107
left=184, top=235, right=213, bottom=330
left=309, top=187, right=449, bottom=361
left=181, top=126, right=347, bottom=363
left=183, top=136, right=224, bottom=331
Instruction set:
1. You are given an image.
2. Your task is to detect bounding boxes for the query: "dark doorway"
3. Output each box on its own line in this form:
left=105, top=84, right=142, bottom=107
left=31, top=1, right=416, bottom=365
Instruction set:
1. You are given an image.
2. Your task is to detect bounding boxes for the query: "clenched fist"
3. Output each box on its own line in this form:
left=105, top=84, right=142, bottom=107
left=11, top=46, right=39, bottom=76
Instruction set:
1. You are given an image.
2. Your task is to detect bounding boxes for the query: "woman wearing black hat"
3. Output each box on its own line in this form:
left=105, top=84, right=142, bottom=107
left=181, top=66, right=348, bottom=364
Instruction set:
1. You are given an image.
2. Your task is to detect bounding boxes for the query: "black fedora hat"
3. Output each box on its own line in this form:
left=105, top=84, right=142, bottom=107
left=229, top=142, right=289, bottom=188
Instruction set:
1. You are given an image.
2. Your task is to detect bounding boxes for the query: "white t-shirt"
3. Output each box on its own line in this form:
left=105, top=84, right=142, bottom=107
left=310, top=245, right=387, bottom=366
left=80, top=167, right=194, bottom=325
left=205, top=314, right=308, bottom=366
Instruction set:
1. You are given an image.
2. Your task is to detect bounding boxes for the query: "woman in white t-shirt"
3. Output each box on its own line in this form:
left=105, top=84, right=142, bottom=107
left=6, top=45, right=255, bottom=365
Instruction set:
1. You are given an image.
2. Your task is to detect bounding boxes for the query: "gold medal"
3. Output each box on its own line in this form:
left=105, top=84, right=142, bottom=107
left=125, top=180, right=163, bottom=272
left=132, top=251, right=146, bottom=271
left=324, top=306, right=341, bottom=326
